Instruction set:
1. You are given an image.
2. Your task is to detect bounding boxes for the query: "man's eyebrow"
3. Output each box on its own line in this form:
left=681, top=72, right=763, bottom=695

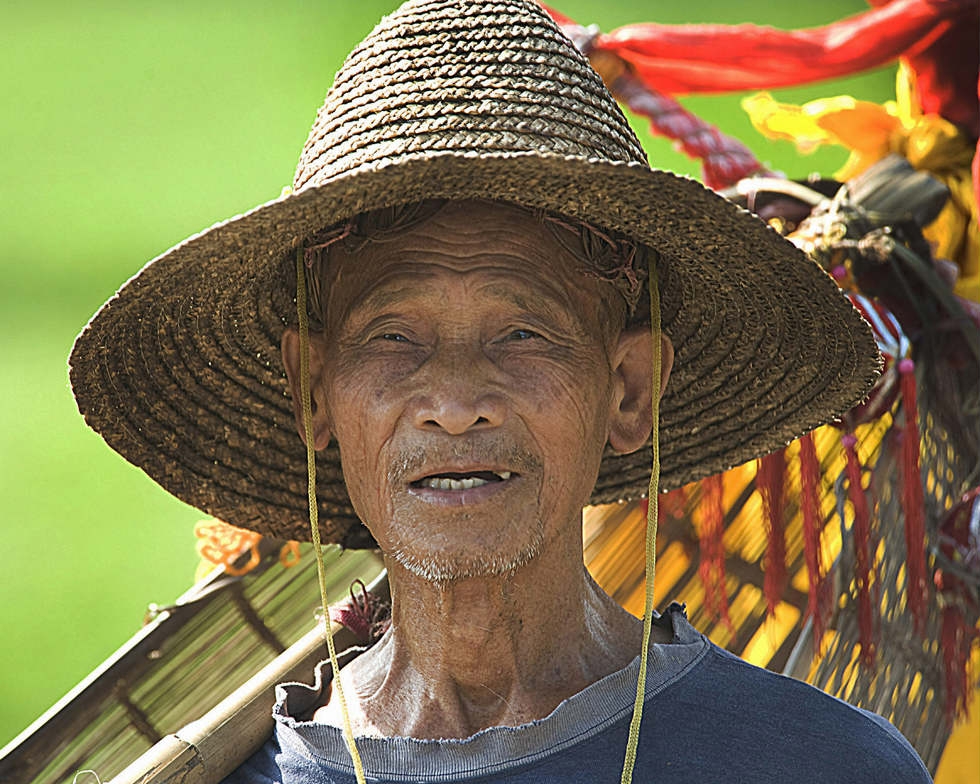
left=345, top=279, right=579, bottom=322
left=348, top=285, right=421, bottom=316
left=478, top=282, right=581, bottom=326
left=339, top=282, right=439, bottom=325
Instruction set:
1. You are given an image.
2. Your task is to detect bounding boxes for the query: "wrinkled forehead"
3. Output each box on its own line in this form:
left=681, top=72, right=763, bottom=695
left=312, top=200, right=630, bottom=334
left=334, top=202, right=604, bottom=319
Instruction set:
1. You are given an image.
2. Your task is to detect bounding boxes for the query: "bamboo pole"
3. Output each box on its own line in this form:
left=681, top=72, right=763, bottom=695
left=109, top=571, right=389, bottom=784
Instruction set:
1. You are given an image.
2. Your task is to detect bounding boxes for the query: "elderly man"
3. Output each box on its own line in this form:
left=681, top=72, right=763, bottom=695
left=70, top=0, right=932, bottom=782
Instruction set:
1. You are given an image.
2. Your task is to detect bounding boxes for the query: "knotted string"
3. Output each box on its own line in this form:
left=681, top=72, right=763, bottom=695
left=296, top=249, right=367, bottom=784
left=621, top=253, right=662, bottom=784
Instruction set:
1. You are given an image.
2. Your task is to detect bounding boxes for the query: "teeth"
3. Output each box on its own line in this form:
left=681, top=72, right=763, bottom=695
left=418, top=471, right=513, bottom=490
left=422, top=476, right=489, bottom=490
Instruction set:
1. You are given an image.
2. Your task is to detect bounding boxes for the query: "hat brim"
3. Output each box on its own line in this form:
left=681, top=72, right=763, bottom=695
left=69, top=150, right=880, bottom=545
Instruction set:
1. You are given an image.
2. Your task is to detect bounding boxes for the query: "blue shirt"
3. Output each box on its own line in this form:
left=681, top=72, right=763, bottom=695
left=225, top=605, right=932, bottom=783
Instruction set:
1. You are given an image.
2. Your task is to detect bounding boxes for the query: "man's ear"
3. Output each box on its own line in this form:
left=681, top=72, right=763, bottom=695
left=607, top=326, right=674, bottom=454
left=281, top=326, right=333, bottom=450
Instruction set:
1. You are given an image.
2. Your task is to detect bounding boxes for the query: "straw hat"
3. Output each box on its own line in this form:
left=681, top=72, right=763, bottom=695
left=69, top=0, right=880, bottom=547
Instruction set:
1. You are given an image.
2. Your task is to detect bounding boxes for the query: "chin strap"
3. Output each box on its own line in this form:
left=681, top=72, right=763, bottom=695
left=621, top=255, right=662, bottom=784
left=296, top=250, right=367, bottom=784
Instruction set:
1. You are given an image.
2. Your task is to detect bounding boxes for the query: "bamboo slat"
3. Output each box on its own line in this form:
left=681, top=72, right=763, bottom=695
left=110, top=568, right=389, bottom=784
left=0, top=547, right=384, bottom=784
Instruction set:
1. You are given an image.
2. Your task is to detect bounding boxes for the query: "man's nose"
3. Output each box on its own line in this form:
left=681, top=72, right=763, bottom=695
left=411, top=344, right=506, bottom=434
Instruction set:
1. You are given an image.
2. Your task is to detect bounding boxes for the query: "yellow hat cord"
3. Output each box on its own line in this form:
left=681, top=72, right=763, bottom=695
left=296, top=249, right=367, bottom=784
left=620, top=254, right=662, bottom=784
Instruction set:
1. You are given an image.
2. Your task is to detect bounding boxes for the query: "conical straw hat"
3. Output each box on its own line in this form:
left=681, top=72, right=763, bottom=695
left=69, top=0, right=880, bottom=545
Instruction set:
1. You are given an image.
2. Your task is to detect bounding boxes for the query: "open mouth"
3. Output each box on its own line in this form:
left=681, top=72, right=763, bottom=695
left=411, top=470, right=513, bottom=491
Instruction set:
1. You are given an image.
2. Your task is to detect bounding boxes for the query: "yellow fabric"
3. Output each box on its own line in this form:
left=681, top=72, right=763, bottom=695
left=934, top=650, right=980, bottom=784
left=742, top=77, right=979, bottom=303
left=740, top=92, right=898, bottom=161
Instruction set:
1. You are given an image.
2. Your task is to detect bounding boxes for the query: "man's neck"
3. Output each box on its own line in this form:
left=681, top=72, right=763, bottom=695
left=316, top=531, right=659, bottom=739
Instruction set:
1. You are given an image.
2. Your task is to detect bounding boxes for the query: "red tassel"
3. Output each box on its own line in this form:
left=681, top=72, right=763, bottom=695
left=935, top=487, right=980, bottom=725
left=941, top=606, right=965, bottom=725
left=757, top=449, right=788, bottom=615
left=898, top=359, right=928, bottom=633
left=699, top=474, right=732, bottom=629
left=329, top=579, right=391, bottom=646
left=799, top=433, right=829, bottom=646
left=657, top=486, right=689, bottom=525
left=939, top=601, right=979, bottom=726
left=843, top=432, right=876, bottom=668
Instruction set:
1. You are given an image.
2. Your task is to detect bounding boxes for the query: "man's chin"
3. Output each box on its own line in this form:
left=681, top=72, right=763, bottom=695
left=388, top=535, right=544, bottom=582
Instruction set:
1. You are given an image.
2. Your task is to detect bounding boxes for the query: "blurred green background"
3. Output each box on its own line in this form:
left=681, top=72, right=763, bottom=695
left=1, top=0, right=893, bottom=747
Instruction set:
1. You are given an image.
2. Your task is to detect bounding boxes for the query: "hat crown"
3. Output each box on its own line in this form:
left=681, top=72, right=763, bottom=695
left=294, top=0, right=647, bottom=191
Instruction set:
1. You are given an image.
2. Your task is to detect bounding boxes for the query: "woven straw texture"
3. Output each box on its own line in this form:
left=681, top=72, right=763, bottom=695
left=69, top=0, right=880, bottom=545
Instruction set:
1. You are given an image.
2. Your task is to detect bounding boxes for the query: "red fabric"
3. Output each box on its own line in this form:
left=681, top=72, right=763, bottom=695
left=862, top=0, right=978, bottom=136
left=757, top=449, right=788, bottom=615
left=901, top=2, right=979, bottom=138
left=592, top=0, right=967, bottom=96
left=545, top=0, right=978, bottom=206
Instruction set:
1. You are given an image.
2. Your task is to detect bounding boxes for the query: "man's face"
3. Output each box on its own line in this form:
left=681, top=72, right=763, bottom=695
left=293, top=201, right=646, bottom=581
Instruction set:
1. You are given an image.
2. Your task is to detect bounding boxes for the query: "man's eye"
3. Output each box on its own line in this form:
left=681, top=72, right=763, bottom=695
left=508, top=329, right=540, bottom=341
left=378, top=332, right=410, bottom=342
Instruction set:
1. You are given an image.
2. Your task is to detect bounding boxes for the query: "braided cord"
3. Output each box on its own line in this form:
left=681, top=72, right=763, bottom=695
left=296, top=250, right=367, bottom=784
left=620, top=254, right=662, bottom=784
left=611, top=72, right=763, bottom=190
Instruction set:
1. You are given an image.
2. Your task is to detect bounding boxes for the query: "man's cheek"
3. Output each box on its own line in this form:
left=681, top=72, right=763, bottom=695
left=342, top=470, right=384, bottom=530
